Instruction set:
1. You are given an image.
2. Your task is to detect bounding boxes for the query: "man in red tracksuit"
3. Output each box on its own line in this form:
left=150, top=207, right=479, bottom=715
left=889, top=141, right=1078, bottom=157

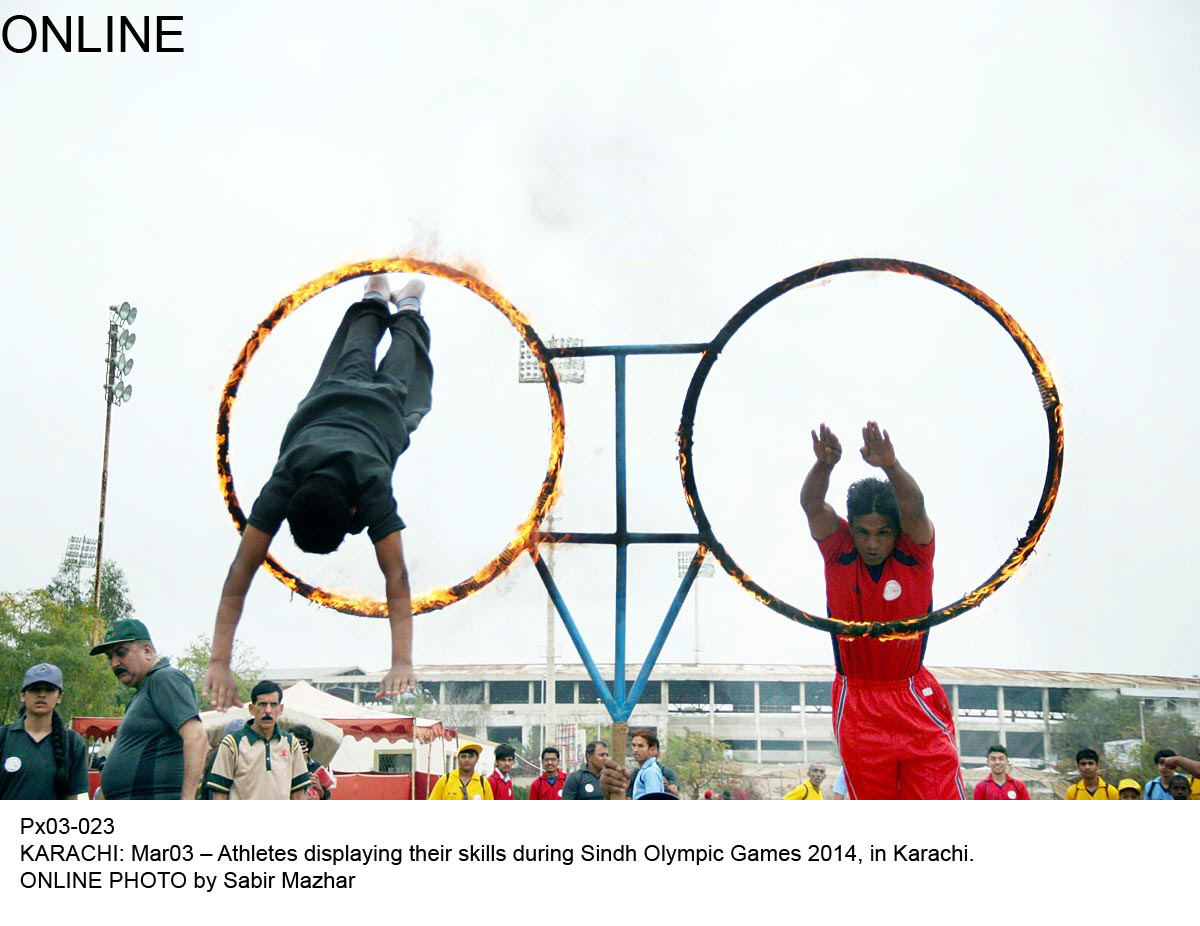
left=528, top=746, right=565, bottom=800
left=801, top=421, right=964, bottom=800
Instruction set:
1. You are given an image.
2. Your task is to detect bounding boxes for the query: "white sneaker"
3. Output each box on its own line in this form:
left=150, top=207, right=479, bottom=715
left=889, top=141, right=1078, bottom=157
left=364, top=274, right=391, bottom=300
left=390, top=278, right=425, bottom=311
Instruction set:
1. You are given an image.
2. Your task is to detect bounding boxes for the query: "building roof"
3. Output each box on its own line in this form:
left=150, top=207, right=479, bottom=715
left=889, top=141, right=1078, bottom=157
left=267, top=666, right=367, bottom=683
left=267, top=663, right=1199, bottom=692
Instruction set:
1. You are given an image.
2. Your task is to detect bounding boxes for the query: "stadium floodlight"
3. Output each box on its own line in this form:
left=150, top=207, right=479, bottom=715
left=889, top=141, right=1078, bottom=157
left=677, top=549, right=714, bottom=664
left=517, top=338, right=584, bottom=744
left=677, top=549, right=715, bottom=578
left=64, top=535, right=98, bottom=570
left=94, top=300, right=139, bottom=611
left=518, top=336, right=586, bottom=384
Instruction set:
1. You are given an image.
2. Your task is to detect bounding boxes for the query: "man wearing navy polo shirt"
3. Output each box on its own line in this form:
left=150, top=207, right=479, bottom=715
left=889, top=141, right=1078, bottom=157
left=972, top=745, right=1030, bottom=800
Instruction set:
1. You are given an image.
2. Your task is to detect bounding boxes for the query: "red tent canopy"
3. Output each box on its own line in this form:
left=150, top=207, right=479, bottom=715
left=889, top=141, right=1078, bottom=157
left=73, top=717, right=120, bottom=740
left=326, top=716, right=414, bottom=743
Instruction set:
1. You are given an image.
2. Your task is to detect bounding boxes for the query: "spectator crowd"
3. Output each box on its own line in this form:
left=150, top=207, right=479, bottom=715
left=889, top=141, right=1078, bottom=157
left=3, top=619, right=1198, bottom=801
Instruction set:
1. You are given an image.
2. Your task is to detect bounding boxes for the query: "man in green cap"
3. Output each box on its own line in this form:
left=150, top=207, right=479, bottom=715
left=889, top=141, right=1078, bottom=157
left=90, top=619, right=208, bottom=800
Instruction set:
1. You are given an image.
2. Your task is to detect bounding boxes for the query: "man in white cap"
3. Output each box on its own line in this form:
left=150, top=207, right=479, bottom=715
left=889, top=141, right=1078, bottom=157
left=0, top=663, right=88, bottom=800
left=428, top=742, right=494, bottom=800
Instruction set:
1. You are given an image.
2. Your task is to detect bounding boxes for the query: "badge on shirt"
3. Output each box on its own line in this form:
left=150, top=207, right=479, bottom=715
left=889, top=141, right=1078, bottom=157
left=4, top=756, right=21, bottom=773
left=1007, top=790, right=1016, bottom=799
left=883, top=579, right=902, bottom=601
left=584, top=783, right=594, bottom=793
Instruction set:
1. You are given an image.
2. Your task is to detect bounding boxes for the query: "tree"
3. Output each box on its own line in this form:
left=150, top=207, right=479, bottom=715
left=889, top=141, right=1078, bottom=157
left=0, top=589, right=125, bottom=724
left=173, top=634, right=265, bottom=711
left=46, top=556, right=135, bottom=642
left=1051, top=690, right=1198, bottom=784
left=421, top=683, right=486, bottom=739
left=664, top=730, right=737, bottom=800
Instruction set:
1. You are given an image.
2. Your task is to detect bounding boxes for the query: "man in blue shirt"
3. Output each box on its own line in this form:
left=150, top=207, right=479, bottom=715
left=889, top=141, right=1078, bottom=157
left=631, top=730, right=665, bottom=799
left=1144, top=749, right=1178, bottom=800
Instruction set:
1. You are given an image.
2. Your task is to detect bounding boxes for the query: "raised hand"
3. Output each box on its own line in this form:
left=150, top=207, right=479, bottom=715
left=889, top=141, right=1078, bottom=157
left=204, top=663, right=243, bottom=710
left=811, top=423, right=843, bottom=466
left=379, top=663, right=416, bottom=700
left=859, top=420, right=896, bottom=469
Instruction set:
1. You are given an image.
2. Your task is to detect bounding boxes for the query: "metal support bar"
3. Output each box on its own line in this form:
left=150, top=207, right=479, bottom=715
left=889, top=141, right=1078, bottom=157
left=547, top=343, right=709, bottom=358
left=534, top=531, right=704, bottom=545
left=614, top=354, right=628, bottom=710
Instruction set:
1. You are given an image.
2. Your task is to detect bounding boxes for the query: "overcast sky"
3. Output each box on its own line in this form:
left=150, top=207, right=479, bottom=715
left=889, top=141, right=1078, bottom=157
left=3, top=2, right=1197, bottom=684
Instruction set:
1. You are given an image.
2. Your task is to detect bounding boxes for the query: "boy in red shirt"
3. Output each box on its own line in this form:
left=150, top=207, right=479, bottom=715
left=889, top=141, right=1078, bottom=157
left=972, top=744, right=1030, bottom=800
left=487, top=744, right=516, bottom=800
left=801, top=421, right=964, bottom=800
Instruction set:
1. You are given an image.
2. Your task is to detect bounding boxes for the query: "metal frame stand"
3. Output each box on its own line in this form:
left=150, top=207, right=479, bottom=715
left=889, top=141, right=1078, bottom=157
left=527, top=341, right=710, bottom=784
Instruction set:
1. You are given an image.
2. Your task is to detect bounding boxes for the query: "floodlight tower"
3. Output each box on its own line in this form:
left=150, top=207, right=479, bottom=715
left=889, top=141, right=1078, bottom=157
left=94, top=302, right=137, bottom=610
left=677, top=550, right=714, bottom=664
left=64, top=536, right=99, bottom=596
left=519, top=337, right=584, bottom=749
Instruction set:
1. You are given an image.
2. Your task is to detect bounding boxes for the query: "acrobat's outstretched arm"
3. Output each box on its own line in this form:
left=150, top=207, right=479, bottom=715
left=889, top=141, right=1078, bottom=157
left=374, top=530, right=415, bottom=698
left=801, top=423, right=842, bottom=541
left=1163, top=755, right=1200, bottom=777
left=860, top=420, right=934, bottom=545
left=205, top=525, right=272, bottom=709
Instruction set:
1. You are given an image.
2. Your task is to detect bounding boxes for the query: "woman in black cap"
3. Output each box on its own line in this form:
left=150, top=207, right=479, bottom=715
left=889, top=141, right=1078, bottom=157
left=0, top=663, right=89, bottom=800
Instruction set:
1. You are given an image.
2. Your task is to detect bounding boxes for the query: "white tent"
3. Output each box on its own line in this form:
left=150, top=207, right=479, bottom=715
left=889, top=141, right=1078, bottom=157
left=281, top=681, right=495, bottom=775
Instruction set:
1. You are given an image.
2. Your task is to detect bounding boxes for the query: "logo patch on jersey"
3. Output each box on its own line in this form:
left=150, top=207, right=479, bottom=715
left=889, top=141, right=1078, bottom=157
left=1007, top=790, right=1017, bottom=799
left=4, top=756, right=21, bottom=772
left=883, top=579, right=902, bottom=601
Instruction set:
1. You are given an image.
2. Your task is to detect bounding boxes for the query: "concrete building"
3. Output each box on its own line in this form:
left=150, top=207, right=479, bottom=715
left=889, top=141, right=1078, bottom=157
left=267, top=664, right=1200, bottom=769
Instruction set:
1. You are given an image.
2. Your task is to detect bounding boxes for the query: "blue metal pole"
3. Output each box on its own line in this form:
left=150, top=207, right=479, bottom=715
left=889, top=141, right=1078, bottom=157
left=533, top=531, right=704, bottom=545
left=614, top=354, right=628, bottom=710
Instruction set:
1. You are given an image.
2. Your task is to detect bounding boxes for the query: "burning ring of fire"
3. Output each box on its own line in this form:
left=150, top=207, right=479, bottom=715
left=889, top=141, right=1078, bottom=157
left=678, top=258, right=1063, bottom=637
left=217, top=257, right=565, bottom=617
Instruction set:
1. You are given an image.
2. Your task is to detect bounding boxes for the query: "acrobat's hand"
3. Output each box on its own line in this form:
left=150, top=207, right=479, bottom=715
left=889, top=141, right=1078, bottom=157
left=379, top=663, right=416, bottom=699
left=204, top=663, right=244, bottom=710
left=811, top=424, right=842, bottom=466
left=860, top=420, right=896, bottom=469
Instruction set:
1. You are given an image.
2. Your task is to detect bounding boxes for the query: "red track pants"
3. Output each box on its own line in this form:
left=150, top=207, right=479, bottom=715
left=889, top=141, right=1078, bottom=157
left=833, top=667, right=965, bottom=800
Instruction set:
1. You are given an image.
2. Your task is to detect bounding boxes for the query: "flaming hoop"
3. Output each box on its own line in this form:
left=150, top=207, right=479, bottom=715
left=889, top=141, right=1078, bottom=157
left=217, top=257, right=565, bottom=617
left=678, top=257, right=1064, bottom=637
